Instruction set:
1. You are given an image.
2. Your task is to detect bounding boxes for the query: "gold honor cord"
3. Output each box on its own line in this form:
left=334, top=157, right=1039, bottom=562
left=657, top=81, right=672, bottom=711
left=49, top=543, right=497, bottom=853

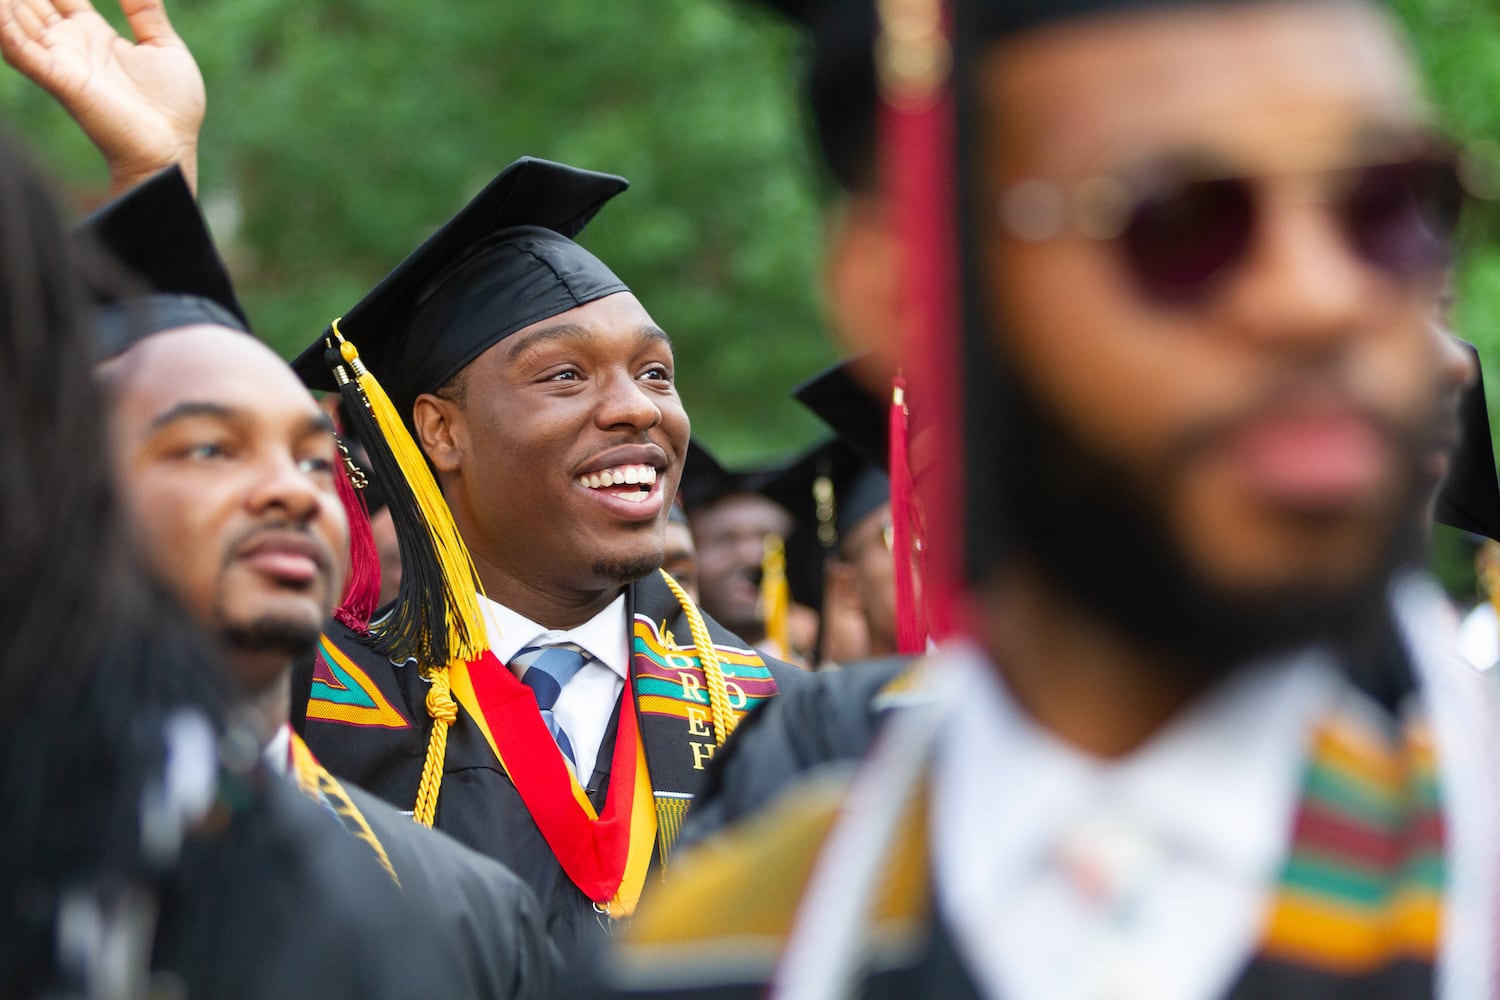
left=659, top=569, right=739, bottom=746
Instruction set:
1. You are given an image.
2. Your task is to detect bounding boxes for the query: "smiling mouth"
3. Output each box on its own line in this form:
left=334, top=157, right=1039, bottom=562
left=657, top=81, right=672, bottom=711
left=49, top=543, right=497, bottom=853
left=576, top=464, right=659, bottom=503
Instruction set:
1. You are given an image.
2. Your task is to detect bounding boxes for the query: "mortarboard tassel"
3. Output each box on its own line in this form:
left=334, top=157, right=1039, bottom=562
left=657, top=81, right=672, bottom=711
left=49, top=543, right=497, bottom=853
left=325, top=342, right=450, bottom=667
left=889, top=374, right=927, bottom=654
left=331, top=437, right=382, bottom=634
left=325, top=325, right=488, bottom=666
left=880, top=0, right=961, bottom=640
left=760, top=534, right=791, bottom=661
left=324, top=327, right=489, bottom=827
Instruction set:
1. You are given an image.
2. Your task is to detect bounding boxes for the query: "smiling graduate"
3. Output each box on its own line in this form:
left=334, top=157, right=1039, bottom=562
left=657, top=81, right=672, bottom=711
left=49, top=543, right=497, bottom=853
left=290, top=156, right=805, bottom=955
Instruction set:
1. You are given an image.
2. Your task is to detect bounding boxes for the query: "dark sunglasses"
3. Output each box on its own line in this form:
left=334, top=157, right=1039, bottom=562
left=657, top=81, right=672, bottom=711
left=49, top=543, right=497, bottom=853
left=998, top=150, right=1465, bottom=306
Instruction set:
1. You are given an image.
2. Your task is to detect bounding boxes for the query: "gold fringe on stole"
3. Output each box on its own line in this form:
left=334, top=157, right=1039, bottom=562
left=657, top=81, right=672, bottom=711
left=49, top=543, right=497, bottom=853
left=653, top=793, right=693, bottom=872
left=659, top=569, right=739, bottom=745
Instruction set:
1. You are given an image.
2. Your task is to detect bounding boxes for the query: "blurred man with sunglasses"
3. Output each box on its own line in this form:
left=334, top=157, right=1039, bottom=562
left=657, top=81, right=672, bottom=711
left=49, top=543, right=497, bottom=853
left=597, top=1, right=1500, bottom=997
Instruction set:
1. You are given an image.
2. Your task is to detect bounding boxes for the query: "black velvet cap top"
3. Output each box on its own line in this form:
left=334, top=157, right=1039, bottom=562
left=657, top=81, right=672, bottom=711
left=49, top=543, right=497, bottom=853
left=1436, top=341, right=1500, bottom=543
left=677, top=439, right=782, bottom=514
left=761, top=436, right=890, bottom=611
left=75, top=165, right=251, bottom=360
left=792, top=357, right=889, bottom=472
left=291, top=157, right=630, bottom=421
left=750, top=0, right=1343, bottom=190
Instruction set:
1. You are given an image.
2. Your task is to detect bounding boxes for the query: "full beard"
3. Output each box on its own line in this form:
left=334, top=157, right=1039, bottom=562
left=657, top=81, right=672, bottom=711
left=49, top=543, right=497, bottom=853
left=219, top=616, right=322, bottom=659
left=969, top=360, right=1432, bottom=687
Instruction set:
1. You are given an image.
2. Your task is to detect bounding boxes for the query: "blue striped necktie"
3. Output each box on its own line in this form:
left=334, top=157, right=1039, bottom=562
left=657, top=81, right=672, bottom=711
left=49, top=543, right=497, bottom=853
left=509, top=640, right=590, bottom=773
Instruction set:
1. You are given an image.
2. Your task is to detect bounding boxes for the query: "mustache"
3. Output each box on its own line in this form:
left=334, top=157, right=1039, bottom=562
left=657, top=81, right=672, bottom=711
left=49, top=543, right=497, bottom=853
left=1160, top=369, right=1456, bottom=474
left=223, top=519, right=336, bottom=575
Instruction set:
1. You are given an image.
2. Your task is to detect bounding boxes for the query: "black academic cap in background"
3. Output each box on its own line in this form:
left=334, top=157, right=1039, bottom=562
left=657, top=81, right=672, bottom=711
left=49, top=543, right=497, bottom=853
left=75, top=165, right=251, bottom=359
left=1435, top=341, right=1500, bottom=542
left=291, top=157, right=629, bottom=421
left=793, top=356, right=889, bottom=471
left=760, top=437, right=890, bottom=611
left=677, top=438, right=783, bottom=513
left=749, top=0, right=1282, bottom=190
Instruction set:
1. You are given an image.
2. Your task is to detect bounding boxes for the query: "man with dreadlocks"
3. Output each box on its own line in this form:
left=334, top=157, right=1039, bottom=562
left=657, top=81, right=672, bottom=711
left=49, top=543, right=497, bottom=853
left=2, top=0, right=808, bottom=955
left=590, top=0, right=1500, bottom=997
left=0, top=118, right=469, bottom=998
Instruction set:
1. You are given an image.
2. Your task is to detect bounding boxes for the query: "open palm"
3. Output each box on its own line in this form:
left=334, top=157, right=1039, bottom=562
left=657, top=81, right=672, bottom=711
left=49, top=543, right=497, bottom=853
left=0, top=0, right=204, bottom=193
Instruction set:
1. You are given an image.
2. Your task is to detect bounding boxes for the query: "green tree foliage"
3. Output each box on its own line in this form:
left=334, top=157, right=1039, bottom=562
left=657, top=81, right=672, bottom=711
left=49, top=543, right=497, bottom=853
left=2, top=0, right=1497, bottom=499
left=0, top=0, right=836, bottom=464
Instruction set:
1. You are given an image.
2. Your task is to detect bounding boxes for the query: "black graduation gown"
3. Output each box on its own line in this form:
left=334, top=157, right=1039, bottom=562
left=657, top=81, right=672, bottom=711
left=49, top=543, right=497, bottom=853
left=149, top=773, right=472, bottom=999
left=343, top=782, right=562, bottom=999
left=293, top=571, right=808, bottom=956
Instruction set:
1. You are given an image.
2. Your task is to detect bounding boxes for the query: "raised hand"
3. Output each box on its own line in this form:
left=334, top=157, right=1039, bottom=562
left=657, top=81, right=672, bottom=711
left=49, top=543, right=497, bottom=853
left=0, top=0, right=204, bottom=196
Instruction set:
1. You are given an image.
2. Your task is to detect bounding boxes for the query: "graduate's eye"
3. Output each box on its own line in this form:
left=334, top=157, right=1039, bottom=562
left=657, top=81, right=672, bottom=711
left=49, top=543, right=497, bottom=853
left=546, top=368, right=582, bottom=383
left=298, top=455, right=335, bottom=476
left=184, top=441, right=228, bottom=461
left=640, top=364, right=673, bottom=383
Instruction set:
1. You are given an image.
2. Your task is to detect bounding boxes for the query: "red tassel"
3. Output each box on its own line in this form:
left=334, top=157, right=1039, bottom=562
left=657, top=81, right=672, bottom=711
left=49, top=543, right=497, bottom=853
left=890, top=375, right=927, bottom=654
left=333, top=443, right=382, bottom=634
left=878, top=0, right=961, bottom=640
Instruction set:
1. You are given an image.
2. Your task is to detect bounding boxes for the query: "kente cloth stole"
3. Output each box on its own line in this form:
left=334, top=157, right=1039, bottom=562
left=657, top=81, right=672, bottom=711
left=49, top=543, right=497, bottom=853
left=288, top=732, right=401, bottom=887
left=857, top=693, right=1443, bottom=997
left=629, top=612, right=780, bottom=868
left=450, top=649, right=657, bottom=918
left=1230, top=693, right=1443, bottom=997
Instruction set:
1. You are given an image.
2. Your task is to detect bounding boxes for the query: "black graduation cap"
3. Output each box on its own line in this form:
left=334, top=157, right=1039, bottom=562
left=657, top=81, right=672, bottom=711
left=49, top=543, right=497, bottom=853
left=1435, top=341, right=1500, bottom=542
left=677, top=438, right=783, bottom=514
left=792, top=356, right=889, bottom=472
left=760, top=437, right=890, bottom=613
left=75, top=165, right=251, bottom=360
left=290, top=156, right=629, bottom=423
left=750, top=0, right=1271, bottom=191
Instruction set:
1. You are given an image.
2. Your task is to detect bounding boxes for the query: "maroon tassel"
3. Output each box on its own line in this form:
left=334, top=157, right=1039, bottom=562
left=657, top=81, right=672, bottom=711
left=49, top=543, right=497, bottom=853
left=333, top=439, right=382, bottom=634
left=889, top=374, right=927, bottom=654
left=877, top=0, right=961, bottom=640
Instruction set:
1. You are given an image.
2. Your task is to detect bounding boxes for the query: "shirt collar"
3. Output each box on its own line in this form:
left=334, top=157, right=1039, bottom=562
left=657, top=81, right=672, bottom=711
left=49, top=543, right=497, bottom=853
left=261, top=722, right=293, bottom=778
left=932, top=640, right=1344, bottom=910
left=481, top=592, right=631, bottom=680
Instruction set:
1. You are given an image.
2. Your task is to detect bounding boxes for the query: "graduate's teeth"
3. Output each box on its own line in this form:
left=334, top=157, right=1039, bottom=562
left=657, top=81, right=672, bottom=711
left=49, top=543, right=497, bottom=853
left=579, top=465, right=658, bottom=490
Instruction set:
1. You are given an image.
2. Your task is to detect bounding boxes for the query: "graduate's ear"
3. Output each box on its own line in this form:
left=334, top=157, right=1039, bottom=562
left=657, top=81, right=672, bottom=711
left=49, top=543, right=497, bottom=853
left=823, top=192, right=907, bottom=384
left=412, top=391, right=465, bottom=474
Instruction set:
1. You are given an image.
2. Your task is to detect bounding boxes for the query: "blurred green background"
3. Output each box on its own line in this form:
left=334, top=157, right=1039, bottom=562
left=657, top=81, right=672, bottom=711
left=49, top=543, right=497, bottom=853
left=1, top=0, right=1496, bottom=604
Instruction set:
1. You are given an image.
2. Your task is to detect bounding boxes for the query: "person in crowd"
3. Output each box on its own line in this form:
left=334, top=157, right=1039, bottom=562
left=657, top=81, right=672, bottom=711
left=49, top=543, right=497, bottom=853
left=663, top=501, right=702, bottom=605
left=81, top=163, right=559, bottom=999
left=1, top=0, right=806, bottom=955
left=596, top=1, right=1500, bottom=997
left=679, top=440, right=810, bottom=662
left=0, top=120, right=459, bottom=999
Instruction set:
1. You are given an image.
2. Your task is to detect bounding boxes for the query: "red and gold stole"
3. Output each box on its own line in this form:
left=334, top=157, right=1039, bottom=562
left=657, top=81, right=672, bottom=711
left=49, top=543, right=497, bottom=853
left=449, top=649, right=657, bottom=917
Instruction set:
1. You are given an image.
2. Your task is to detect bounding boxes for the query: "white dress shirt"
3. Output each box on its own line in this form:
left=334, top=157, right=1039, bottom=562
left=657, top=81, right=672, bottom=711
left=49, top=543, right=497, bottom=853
left=930, top=643, right=1343, bottom=1000
left=262, top=722, right=293, bottom=778
left=481, top=593, right=630, bottom=788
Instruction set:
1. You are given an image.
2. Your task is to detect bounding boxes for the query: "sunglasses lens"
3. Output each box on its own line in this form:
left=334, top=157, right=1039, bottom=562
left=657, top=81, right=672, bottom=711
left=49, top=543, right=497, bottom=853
left=1343, top=158, right=1462, bottom=276
left=1120, top=178, right=1254, bottom=305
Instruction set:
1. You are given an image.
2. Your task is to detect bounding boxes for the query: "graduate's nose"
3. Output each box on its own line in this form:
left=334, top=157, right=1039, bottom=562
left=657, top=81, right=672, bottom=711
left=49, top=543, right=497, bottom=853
left=247, top=448, right=325, bottom=522
left=594, top=369, right=662, bottom=432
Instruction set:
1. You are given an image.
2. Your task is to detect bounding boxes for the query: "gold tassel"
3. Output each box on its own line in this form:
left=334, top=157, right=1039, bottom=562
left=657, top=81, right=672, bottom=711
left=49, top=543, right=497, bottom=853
left=760, top=533, right=790, bottom=662
left=333, top=322, right=488, bottom=663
